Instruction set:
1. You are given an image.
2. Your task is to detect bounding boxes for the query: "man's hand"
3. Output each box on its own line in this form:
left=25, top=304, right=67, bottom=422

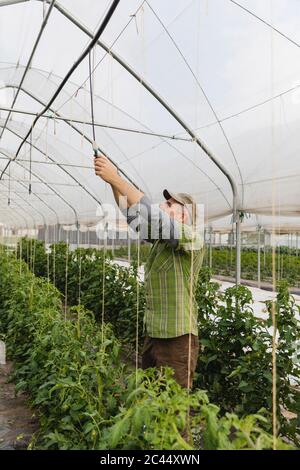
left=94, top=153, right=143, bottom=208
left=94, top=155, right=119, bottom=184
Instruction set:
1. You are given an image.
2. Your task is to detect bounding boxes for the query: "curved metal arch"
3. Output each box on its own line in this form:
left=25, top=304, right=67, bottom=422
left=0, top=116, right=97, bottom=216
left=3, top=75, right=232, bottom=211
left=0, top=181, right=47, bottom=226
left=3, top=81, right=145, bottom=194
left=0, top=0, right=56, bottom=140
left=0, top=0, right=241, bottom=282
left=0, top=205, right=28, bottom=229
left=145, top=1, right=244, bottom=202
left=0, top=149, right=60, bottom=225
left=0, top=137, right=79, bottom=225
left=0, top=63, right=228, bottom=204
left=2, top=86, right=104, bottom=207
left=0, top=0, right=238, bottom=203
left=50, top=1, right=239, bottom=199
left=0, top=194, right=38, bottom=228
left=37, top=0, right=241, bottom=282
left=0, top=0, right=121, bottom=183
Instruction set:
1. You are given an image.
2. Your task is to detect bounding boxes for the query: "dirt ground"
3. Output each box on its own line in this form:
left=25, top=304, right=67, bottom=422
left=0, top=362, right=38, bottom=450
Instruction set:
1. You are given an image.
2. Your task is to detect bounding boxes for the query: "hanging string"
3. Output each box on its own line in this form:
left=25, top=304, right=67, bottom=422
left=263, top=230, right=266, bottom=271
left=88, top=50, right=97, bottom=155
left=270, top=0, right=277, bottom=447
left=8, top=164, right=11, bottom=206
left=101, top=219, right=107, bottom=344
left=46, top=225, right=50, bottom=286
left=29, top=235, right=33, bottom=272
left=53, top=115, right=57, bottom=135
left=64, top=231, right=69, bottom=320
left=81, top=84, right=87, bottom=149
left=128, top=230, right=131, bottom=262
left=98, top=177, right=107, bottom=344
left=78, top=242, right=82, bottom=306
left=29, top=132, right=32, bottom=195
left=26, top=232, right=29, bottom=266
left=135, top=202, right=141, bottom=386
left=53, top=229, right=56, bottom=287
left=32, top=234, right=36, bottom=275
left=45, top=116, right=49, bottom=162
left=19, top=234, right=23, bottom=276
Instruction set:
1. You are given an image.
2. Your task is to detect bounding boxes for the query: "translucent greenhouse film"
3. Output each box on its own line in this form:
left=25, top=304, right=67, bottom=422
left=0, top=0, right=299, bottom=229
left=0, top=0, right=299, bottom=455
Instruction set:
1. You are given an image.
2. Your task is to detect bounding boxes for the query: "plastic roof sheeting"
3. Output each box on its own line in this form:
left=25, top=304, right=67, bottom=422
left=0, top=0, right=299, bottom=229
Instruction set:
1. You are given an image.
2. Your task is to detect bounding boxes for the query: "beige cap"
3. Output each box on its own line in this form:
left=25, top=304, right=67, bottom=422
left=163, top=189, right=197, bottom=226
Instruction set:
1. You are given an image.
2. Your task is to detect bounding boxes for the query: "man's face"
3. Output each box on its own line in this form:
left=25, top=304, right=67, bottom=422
left=159, top=197, right=188, bottom=223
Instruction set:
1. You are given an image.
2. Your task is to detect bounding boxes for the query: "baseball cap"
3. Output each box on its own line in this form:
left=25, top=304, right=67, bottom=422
left=163, top=189, right=197, bottom=226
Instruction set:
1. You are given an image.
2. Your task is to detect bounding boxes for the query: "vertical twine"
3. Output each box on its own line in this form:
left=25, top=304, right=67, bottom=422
left=135, top=202, right=141, bottom=387
left=64, top=233, right=69, bottom=320
left=270, top=0, right=277, bottom=447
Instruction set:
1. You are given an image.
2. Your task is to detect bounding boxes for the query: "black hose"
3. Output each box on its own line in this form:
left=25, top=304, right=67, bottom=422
left=0, top=0, right=120, bottom=180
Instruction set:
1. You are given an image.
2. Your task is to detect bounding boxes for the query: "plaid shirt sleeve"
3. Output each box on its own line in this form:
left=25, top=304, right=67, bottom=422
left=121, top=196, right=179, bottom=248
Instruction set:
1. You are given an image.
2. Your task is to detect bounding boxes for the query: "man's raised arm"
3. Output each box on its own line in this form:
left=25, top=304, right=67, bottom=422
left=94, top=155, right=143, bottom=209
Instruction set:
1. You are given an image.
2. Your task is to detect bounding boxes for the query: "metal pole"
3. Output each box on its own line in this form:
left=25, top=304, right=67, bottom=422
left=236, top=212, right=241, bottom=284
left=2, top=0, right=241, bottom=282
left=76, top=221, right=80, bottom=248
left=257, top=226, right=261, bottom=289
left=263, top=229, right=266, bottom=269
left=0, top=0, right=56, bottom=141
left=0, top=105, right=192, bottom=142
left=38, top=0, right=240, bottom=283
left=209, top=227, right=213, bottom=271
left=128, top=231, right=131, bottom=263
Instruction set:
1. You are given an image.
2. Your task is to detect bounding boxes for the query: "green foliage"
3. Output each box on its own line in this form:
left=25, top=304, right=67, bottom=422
left=203, top=245, right=300, bottom=287
left=101, top=368, right=290, bottom=450
left=194, top=272, right=300, bottom=445
left=0, top=248, right=291, bottom=450
left=16, top=239, right=144, bottom=348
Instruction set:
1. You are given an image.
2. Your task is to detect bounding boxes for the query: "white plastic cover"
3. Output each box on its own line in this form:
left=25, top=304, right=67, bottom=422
left=0, top=0, right=299, bottom=230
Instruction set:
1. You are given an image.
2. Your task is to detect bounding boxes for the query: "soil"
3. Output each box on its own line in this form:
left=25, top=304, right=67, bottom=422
left=0, top=362, right=39, bottom=450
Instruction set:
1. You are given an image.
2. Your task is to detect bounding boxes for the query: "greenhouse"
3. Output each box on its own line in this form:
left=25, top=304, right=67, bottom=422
left=0, top=0, right=299, bottom=454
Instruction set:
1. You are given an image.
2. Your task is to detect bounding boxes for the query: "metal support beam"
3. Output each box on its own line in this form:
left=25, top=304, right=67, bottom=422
left=236, top=212, right=241, bottom=284
left=257, top=225, right=261, bottom=289
left=0, top=105, right=192, bottom=142
left=0, top=0, right=121, bottom=183
left=0, top=0, right=56, bottom=140
left=13, top=0, right=241, bottom=282
left=0, top=148, right=77, bottom=226
left=1, top=0, right=242, bottom=283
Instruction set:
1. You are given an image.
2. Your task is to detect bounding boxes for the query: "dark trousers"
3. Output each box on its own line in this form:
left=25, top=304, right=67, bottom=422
left=141, top=334, right=199, bottom=388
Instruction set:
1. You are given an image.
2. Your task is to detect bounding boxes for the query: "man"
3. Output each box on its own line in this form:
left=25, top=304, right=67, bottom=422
left=94, top=155, right=204, bottom=389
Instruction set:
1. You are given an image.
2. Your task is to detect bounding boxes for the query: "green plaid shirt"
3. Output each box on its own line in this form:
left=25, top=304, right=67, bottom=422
left=144, top=224, right=204, bottom=338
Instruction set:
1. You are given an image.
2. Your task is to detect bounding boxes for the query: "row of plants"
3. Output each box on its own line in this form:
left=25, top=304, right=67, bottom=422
left=13, top=239, right=300, bottom=445
left=195, top=269, right=300, bottom=445
left=203, top=246, right=300, bottom=287
left=0, top=248, right=291, bottom=450
left=108, top=242, right=300, bottom=287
